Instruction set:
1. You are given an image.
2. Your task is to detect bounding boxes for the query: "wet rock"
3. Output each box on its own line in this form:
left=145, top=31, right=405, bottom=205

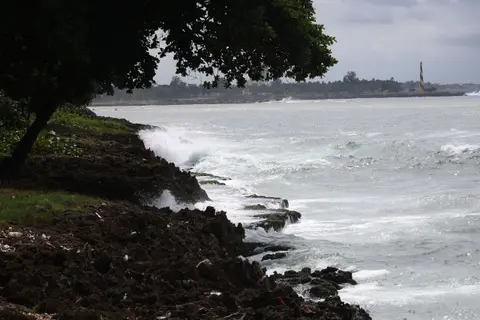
left=281, top=199, right=289, bottom=209
left=312, top=266, right=357, bottom=285
left=252, top=209, right=302, bottom=232
left=301, top=267, right=312, bottom=275
left=264, top=245, right=293, bottom=252
left=190, top=172, right=231, bottom=181
left=277, top=269, right=311, bottom=286
left=237, top=242, right=293, bottom=257
left=246, top=194, right=281, bottom=200
left=199, top=180, right=226, bottom=186
left=244, top=204, right=267, bottom=210
left=309, top=281, right=339, bottom=299
left=310, top=278, right=340, bottom=290
left=261, top=252, right=287, bottom=261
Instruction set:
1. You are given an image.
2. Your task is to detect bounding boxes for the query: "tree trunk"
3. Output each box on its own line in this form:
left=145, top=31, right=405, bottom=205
left=0, top=104, right=56, bottom=181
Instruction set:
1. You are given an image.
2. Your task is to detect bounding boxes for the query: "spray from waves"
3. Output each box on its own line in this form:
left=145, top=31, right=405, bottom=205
left=440, top=144, right=480, bottom=156
left=154, top=190, right=195, bottom=212
left=465, top=91, right=480, bottom=97
left=140, top=128, right=316, bottom=243
left=139, top=128, right=211, bottom=166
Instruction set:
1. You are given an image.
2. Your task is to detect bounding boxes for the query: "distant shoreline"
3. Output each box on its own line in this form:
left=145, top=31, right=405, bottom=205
left=91, top=91, right=467, bottom=106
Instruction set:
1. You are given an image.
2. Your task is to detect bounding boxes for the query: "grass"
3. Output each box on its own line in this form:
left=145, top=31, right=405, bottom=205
left=49, top=109, right=132, bottom=134
left=0, top=189, right=101, bottom=226
left=0, top=107, right=132, bottom=156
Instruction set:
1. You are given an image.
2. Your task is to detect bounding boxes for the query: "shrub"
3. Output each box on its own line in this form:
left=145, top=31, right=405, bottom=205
left=0, top=95, right=29, bottom=130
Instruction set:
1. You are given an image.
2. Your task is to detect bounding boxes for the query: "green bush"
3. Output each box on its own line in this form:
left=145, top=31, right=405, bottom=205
left=50, top=108, right=131, bottom=134
left=0, top=96, right=29, bottom=130
left=0, top=129, right=83, bottom=157
left=58, top=104, right=97, bottom=118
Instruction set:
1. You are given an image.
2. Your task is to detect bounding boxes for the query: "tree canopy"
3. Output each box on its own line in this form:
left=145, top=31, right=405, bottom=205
left=0, top=0, right=336, bottom=177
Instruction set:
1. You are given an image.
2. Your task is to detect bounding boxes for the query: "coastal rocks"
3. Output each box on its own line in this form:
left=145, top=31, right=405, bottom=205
left=199, top=180, right=226, bottom=186
left=0, top=201, right=370, bottom=319
left=243, top=194, right=296, bottom=232
left=251, top=209, right=302, bottom=232
left=274, top=267, right=358, bottom=300
left=191, top=172, right=231, bottom=181
left=313, top=266, right=357, bottom=286
left=237, top=242, right=293, bottom=257
left=5, top=128, right=209, bottom=204
left=309, top=281, right=338, bottom=299
left=261, top=252, right=287, bottom=261
left=246, top=194, right=281, bottom=200
left=245, top=204, right=267, bottom=210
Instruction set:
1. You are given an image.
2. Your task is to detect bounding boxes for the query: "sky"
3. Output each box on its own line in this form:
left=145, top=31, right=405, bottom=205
left=154, top=0, right=480, bottom=85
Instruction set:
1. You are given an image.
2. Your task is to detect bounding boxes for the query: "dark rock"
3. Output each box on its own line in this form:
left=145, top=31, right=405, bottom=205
left=246, top=194, right=281, bottom=200
left=301, top=267, right=312, bottom=275
left=237, top=242, right=293, bottom=257
left=311, top=278, right=340, bottom=290
left=284, top=270, right=299, bottom=278
left=252, top=209, right=302, bottom=232
left=312, top=267, right=357, bottom=285
left=244, top=204, right=267, bottom=210
left=309, top=281, right=338, bottom=299
left=281, top=199, right=289, bottom=209
left=261, top=252, right=287, bottom=261
left=190, top=172, right=231, bottom=181
left=264, top=245, right=293, bottom=252
left=199, top=180, right=226, bottom=186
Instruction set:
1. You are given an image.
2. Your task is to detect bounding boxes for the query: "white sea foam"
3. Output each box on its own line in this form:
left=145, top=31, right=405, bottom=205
left=155, top=190, right=194, bottom=212
left=440, top=144, right=480, bottom=156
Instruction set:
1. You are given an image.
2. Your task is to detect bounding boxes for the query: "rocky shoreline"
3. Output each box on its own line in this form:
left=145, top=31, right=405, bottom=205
left=0, top=110, right=372, bottom=319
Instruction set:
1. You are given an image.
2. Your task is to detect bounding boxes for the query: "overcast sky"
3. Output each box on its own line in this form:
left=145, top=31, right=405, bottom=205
left=154, top=0, right=479, bottom=85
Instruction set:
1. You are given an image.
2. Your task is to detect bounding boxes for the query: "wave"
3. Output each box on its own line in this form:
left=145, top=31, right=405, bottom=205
left=465, top=91, right=480, bottom=97
left=139, top=127, right=211, bottom=166
left=440, top=144, right=480, bottom=156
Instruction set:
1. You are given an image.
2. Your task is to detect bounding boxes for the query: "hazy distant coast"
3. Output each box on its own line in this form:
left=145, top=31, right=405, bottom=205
left=92, top=91, right=466, bottom=106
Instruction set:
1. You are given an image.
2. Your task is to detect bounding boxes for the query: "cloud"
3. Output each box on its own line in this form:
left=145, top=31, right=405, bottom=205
left=155, top=0, right=480, bottom=84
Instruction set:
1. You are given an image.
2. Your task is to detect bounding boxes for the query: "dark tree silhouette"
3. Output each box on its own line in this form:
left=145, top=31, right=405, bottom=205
left=0, top=0, right=337, bottom=178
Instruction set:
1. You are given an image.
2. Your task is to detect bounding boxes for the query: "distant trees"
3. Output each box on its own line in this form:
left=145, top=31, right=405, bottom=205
left=96, top=71, right=433, bottom=102
left=95, top=71, right=437, bottom=104
left=343, top=71, right=359, bottom=84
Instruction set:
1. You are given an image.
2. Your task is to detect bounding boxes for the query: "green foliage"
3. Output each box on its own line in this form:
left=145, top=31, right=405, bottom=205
left=0, top=1, right=335, bottom=104
left=0, top=189, right=100, bottom=226
left=0, top=94, right=29, bottom=130
left=58, top=104, right=97, bottom=119
left=0, top=129, right=83, bottom=157
left=50, top=109, right=131, bottom=134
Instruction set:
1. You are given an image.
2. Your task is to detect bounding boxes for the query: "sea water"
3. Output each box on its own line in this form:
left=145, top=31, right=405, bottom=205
left=94, top=96, right=480, bottom=319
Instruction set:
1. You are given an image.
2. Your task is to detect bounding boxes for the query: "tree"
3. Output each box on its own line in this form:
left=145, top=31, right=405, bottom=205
left=0, top=0, right=337, bottom=178
left=343, top=71, right=359, bottom=84
left=170, top=76, right=187, bottom=88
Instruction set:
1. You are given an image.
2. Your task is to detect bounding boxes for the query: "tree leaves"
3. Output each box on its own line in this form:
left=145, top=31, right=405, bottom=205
left=0, top=0, right=336, bottom=104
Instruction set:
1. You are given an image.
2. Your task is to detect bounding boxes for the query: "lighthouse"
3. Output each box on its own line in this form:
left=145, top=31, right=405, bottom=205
left=419, top=61, right=425, bottom=94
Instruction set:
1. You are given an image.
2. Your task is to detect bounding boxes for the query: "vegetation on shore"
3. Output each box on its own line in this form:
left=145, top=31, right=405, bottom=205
left=0, top=102, right=132, bottom=158
left=0, top=189, right=100, bottom=226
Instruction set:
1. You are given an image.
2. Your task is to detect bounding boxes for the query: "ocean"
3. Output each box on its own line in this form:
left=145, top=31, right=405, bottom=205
left=94, top=96, right=480, bottom=320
